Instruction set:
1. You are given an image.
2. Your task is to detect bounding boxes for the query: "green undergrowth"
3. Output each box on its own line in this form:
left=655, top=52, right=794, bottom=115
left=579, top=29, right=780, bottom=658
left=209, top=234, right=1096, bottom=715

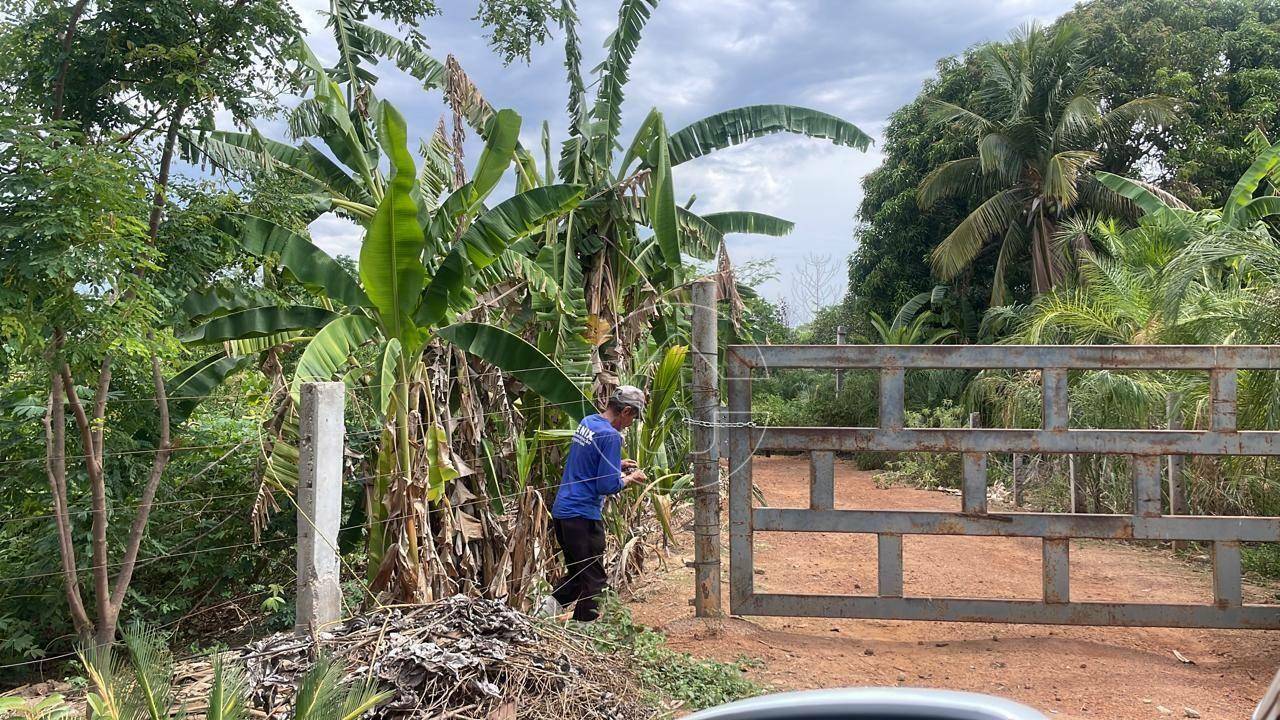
left=583, top=595, right=763, bottom=712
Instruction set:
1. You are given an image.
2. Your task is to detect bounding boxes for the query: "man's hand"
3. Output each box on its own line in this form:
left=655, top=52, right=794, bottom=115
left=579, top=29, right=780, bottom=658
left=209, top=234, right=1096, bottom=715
left=624, top=467, right=648, bottom=487
left=621, top=458, right=638, bottom=472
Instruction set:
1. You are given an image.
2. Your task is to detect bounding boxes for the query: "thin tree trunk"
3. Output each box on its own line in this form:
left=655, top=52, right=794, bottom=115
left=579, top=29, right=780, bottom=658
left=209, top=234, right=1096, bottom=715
left=44, top=348, right=94, bottom=640
left=147, top=105, right=186, bottom=244
left=101, top=355, right=172, bottom=642
left=51, top=0, right=90, bottom=121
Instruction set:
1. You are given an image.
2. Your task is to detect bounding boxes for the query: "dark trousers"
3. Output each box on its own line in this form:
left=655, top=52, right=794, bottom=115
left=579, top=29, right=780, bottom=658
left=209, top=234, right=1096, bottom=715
left=552, top=517, right=607, bottom=621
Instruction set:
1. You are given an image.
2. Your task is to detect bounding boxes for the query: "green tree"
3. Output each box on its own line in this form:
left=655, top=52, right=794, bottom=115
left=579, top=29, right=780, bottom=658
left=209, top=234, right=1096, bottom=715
left=846, top=0, right=1280, bottom=320
left=1072, top=0, right=1280, bottom=206
left=917, top=21, right=1170, bottom=304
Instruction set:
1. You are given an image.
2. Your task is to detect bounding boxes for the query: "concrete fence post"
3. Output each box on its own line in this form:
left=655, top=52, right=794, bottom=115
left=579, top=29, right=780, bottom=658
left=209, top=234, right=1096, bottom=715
left=296, top=382, right=344, bottom=636
left=690, top=279, right=722, bottom=617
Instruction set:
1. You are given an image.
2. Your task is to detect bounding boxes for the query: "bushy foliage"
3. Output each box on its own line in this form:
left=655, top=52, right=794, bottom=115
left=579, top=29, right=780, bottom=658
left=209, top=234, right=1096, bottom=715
left=586, top=595, right=762, bottom=711
left=876, top=402, right=968, bottom=490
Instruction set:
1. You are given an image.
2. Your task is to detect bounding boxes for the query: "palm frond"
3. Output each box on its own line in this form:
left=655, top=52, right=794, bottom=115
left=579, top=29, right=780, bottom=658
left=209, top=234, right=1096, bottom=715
left=123, top=624, right=175, bottom=720
left=667, top=105, right=871, bottom=165
left=917, top=156, right=981, bottom=209
left=977, top=133, right=1020, bottom=183
left=923, top=98, right=994, bottom=135
left=206, top=654, right=247, bottom=720
left=1043, top=149, right=1097, bottom=208
left=930, top=189, right=1021, bottom=280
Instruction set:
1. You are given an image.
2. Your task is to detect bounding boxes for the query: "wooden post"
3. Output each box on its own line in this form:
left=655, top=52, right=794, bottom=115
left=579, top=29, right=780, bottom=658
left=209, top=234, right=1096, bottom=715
left=835, top=325, right=847, bottom=394
left=690, top=279, right=722, bottom=617
left=296, top=382, right=344, bottom=636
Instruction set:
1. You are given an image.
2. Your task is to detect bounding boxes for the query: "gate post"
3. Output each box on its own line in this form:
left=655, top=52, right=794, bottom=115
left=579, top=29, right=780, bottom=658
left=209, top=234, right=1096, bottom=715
left=296, top=381, right=344, bottom=636
left=690, top=279, right=722, bottom=617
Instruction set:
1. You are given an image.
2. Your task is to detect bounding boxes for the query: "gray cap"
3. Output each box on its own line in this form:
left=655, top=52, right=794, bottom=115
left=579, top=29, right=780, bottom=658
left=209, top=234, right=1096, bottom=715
left=612, top=385, right=647, bottom=413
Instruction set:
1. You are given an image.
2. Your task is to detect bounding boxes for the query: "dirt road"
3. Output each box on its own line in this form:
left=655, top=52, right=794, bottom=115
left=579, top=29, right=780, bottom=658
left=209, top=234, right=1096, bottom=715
left=626, top=455, right=1280, bottom=719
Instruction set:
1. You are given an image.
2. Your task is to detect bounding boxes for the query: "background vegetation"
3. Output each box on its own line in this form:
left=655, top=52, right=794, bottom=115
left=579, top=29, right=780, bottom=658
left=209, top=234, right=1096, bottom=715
left=4, top=0, right=1280, bottom=692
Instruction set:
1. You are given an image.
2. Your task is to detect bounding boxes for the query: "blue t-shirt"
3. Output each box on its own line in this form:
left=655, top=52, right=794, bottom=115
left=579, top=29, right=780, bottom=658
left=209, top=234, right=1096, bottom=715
left=551, top=414, right=624, bottom=520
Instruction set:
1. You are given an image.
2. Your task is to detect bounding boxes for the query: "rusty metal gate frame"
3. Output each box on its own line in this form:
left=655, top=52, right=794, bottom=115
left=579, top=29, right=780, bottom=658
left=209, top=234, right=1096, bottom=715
left=724, top=344, right=1280, bottom=628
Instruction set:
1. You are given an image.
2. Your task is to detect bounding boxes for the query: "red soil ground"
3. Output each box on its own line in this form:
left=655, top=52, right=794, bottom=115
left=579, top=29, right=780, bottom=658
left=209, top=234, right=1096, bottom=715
left=625, top=454, right=1280, bottom=719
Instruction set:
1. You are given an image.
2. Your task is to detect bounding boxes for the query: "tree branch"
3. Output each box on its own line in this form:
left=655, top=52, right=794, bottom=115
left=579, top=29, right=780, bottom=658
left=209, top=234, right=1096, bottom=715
left=51, top=0, right=91, bottom=121
left=44, top=358, right=93, bottom=640
left=91, top=357, right=111, bottom=461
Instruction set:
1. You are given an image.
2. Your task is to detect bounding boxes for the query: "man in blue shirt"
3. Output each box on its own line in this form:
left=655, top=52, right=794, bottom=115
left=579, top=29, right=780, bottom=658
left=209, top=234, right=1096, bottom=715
left=542, top=385, right=648, bottom=621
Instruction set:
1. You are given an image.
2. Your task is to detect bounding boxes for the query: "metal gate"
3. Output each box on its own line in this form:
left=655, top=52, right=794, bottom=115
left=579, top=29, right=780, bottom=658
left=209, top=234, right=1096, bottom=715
left=724, top=344, right=1280, bottom=628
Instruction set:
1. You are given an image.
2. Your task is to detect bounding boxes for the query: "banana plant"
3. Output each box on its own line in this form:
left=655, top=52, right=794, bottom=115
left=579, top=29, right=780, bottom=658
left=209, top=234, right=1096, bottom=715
left=184, top=101, right=589, bottom=591
left=294, top=0, right=871, bottom=392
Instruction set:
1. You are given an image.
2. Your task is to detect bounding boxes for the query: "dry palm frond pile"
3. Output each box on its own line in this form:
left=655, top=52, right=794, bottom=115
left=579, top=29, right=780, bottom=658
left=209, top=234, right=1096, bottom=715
left=229, top=595, right=654, bottom=720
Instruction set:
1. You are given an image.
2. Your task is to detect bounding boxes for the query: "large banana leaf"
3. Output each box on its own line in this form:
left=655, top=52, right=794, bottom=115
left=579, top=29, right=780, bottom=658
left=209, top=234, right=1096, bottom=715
left=291, top=314, right=378, bottom=397
left=181, top=285, right=276, bottom=322
left=667, top=105, right=871, bottom=165
left=182, top=305, right=337, bottom=344
left=437, top=322, right=593, bottom=420
left=589, top=0, right=658, bottom=167
left=702, top=211, right=795, bottom=237
left=458, top=184, right=584, bottom=268
left=618, top=107, right=665, bottom=178
left=290, top=39, right=377, bottom=189
left=225, top=331, right=302, bottom=357
left=360, top=102, right=425, bottom=342
left=470, top=109, right=522, bottom=204
left=626, top=198, right=722, bottom=261
left=185, top=128, right=371, bottom=209
left=375, top=338, right=402, bottom=417
left=167, top=354, right=254, bottom=426
left=647, top=113, right=680, bottom=268
left=415, top=247, right=469, bottom=328
left=345, top=18, right=446, bottom=88
left=1095, top=171, right=1177, bottom=218
left=1224, top=141, right=1280, bottom=228
left=1238, top=196, right=1280, bottom=226
left=225, top=214, right=370, bottom=308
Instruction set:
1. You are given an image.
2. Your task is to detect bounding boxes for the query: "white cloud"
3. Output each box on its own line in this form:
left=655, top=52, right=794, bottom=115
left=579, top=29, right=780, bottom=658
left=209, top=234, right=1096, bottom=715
left=265, top=0, right=1080, bottom=298
left=309, top=213, right=362, bottom=261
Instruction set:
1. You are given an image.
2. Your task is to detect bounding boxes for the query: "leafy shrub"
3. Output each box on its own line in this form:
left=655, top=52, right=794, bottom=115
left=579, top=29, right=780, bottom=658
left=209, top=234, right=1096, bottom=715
left=586, top=595, right=762, bottom=710
left=877, top=402, right=967, bottom=489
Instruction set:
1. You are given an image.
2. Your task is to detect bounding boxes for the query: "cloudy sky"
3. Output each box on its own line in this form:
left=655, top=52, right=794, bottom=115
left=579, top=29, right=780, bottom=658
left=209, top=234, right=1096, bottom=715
left=286, top=0, right=1076, bottom=311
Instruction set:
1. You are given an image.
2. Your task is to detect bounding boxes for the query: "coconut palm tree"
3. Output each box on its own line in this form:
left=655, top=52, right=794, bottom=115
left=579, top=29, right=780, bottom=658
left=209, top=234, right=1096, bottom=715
left=917, top=20, right=1171, bottom=305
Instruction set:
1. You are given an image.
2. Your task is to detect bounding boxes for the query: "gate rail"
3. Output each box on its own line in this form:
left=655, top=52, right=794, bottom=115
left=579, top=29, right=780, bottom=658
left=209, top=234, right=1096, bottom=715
left=725, top=344, right=1280, bottom=628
